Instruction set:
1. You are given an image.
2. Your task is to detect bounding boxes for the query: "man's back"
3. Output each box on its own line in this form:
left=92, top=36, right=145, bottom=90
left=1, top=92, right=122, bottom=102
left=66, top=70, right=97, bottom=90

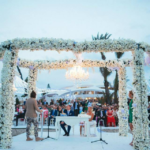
left=25, top=98, right=40, bottom=118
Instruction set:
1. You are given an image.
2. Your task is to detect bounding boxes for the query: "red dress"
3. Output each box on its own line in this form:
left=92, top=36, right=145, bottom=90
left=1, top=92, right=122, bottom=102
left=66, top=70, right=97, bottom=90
left=107, top=110, right=116, bottom=126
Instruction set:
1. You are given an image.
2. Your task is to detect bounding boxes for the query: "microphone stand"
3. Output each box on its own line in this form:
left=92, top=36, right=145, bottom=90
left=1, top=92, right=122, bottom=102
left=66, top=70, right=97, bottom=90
left=43, top=112, right=56, bottom=140
left=91, top=118, right=108, bottom=144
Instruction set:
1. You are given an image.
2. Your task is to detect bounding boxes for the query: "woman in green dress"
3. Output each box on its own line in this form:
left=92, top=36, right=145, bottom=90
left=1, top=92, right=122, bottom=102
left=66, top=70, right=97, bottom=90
left=129, top=91, right=133, bottom=146
left=84, top=101, right=88, bottom=112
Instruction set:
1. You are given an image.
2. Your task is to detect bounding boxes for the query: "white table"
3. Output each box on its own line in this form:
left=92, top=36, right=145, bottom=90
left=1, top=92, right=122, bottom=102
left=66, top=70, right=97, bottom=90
left=55, top=116, right=91, bottom=140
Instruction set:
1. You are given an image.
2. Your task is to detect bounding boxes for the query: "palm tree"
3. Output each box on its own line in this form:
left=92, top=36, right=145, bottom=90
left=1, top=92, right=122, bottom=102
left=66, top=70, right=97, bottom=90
left=100, top=67, right=112, bottom=104
left=92, top=32, right=112, bottom=60
left=92, top=32, right=112, bottom=104
left=103, top=92, right=114, bottom=104
left=114, top=52, right=124, bottom=103
left=17, top=66, right=23, bottom=80
left=47, top=84, right=51, bottom=89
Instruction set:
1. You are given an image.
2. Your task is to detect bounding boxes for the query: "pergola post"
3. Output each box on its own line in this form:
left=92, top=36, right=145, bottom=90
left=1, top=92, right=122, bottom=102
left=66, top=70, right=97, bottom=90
left=132, top=48, right=149, bottom=150
left=27, top=68, right=38, bottom=98
left=0, top=50, right=18, bottom=149
left=118, top=68, right=128, bottom=136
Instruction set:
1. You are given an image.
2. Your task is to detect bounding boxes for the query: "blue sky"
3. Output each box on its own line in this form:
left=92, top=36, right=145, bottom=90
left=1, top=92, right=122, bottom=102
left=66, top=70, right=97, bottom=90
left=0, top=0, right=150, bottom=89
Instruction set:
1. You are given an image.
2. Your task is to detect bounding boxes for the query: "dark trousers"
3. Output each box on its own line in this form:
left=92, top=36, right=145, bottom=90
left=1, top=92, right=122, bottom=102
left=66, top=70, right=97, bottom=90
left=97, top=117, right=107, bottom=127
left=16, top=114, right=25, bottom=126
left=49, top=116, right=56, bottom=126
left=60, top=121, right=71, bottom=135
left=74, top=109, right=79, bottom=116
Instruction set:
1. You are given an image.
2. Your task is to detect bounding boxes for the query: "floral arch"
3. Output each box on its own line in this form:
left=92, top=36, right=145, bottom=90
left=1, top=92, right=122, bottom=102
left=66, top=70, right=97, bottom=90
left=0, top=38, right=150, bottom=149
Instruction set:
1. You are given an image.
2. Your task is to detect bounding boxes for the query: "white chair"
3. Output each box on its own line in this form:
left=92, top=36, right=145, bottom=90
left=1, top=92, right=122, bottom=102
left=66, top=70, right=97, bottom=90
left=83, top=121, right=96, bottom=136
left=99, top=119, right=104, bottom=127
left=50, top=118, right=55, bottom=126
left=18, top=118, right=26, bottom=126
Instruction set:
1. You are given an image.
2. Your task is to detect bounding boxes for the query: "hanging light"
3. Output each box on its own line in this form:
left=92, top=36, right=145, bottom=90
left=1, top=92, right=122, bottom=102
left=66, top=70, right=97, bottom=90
left=65, top=65, right=89, bottom=81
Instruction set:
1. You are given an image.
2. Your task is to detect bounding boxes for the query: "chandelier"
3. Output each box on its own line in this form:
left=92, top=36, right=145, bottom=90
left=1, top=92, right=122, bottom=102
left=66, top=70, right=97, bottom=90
left=65, top=66, right=89, bottom=81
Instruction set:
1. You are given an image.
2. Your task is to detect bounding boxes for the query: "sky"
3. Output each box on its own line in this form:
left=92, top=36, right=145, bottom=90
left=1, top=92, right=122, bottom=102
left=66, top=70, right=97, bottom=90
left=0, top=0, right=150, bottom=89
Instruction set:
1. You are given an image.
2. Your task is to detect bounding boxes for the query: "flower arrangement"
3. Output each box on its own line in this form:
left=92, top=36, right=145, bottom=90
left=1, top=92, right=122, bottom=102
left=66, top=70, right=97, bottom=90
left=132, top=49, right=149, bottom=150
left=0, top=50, right=18, bottom=149
left=1, top=38, right=148, bottom=53
left=18, top=59, right=132, bottom=70
left=118, top=68, right=128, bottom=136
left=27, top=68, right=38, bottom=98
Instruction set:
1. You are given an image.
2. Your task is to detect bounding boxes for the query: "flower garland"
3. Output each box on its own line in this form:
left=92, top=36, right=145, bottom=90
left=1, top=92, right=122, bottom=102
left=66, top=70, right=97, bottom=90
left=145, top=52, right=150, bottom=66
left=118, top=68, right=128, bottom=136
left=19, top=59, right=132, bottom=70
left=0, top=50, right=18, bottom=149
left=28, top=68, right=38, bottom=98
left=132, top=48, right=149, bottom=150
left=0, top=38, right=144, bottom=53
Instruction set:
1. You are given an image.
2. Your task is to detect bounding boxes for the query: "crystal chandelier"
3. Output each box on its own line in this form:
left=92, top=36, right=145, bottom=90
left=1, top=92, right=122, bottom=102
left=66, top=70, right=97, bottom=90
left=65, top=66, right=89, bottom=81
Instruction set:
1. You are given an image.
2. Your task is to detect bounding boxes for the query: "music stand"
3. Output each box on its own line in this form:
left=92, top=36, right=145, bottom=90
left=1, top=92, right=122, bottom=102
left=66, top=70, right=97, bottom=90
left=91, top=119, right=108, bottom=144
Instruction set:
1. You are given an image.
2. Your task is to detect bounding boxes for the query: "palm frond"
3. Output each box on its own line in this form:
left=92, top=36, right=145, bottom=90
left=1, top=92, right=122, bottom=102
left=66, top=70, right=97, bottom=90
left=115, top=52, right=124, bottom=59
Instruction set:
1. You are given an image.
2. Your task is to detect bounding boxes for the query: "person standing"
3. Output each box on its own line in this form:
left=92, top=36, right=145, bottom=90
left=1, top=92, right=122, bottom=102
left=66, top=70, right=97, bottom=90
left=129, top=91, right=133, bottom=146
left=73, top=99, right=79, bottom=116
left=96, top=106, right=107, bottom=127
left=84, top=100, right=88, bottom=112
left=106, top=107, right=116, bottom=127
left=79, top=104, right=83, bottom=114
left=25, top=91, right=43, bottom=141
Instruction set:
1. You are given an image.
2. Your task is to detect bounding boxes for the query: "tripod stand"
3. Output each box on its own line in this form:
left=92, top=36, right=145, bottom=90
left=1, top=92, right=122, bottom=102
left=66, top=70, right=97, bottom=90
left=43, top=114, right=56, bottom=140
left=91, top=119, right=108, bottom=144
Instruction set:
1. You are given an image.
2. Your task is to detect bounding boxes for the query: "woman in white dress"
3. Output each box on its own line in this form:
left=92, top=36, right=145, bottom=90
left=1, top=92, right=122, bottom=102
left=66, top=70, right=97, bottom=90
left=80, top=107, right=94, bottom=136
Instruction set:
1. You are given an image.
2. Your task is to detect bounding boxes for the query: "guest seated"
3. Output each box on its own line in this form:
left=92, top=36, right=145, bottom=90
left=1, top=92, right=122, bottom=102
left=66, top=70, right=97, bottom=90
left=96, top=105, right=107, bottom=127
left=16, top=105, right=26, bottom=126
left=80, top=107, right=94, bottom=136
left=60, top=105, right=74, bottom=136
left=49, top=106, right=57, bottom=126
left=41, top=105, right=49, bottom=125
left=42, top=99, right=48, bottom=105
left=57, top=106, right=63, bottom=116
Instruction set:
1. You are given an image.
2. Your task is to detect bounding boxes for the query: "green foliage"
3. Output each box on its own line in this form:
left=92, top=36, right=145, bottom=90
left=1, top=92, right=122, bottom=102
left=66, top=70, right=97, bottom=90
left=21, top=94, right=28, bottom=97
left=92, top=32, right=112, bottom=40
left=25, top=77, right=28, bottom=83
left=17, top=66, right=23, bottom=80
left=16, top=97, right=20, bottom=105
left=115, top=52, right=124, bottom=59
left=97, top=97, right=106, bottom=104
left=99, top=67, right=112, bottom=80
left=103, top=92, right=114, bottom=104
left=92, top=32, right=112, bottom=104
left=92, top=32, right=112, bottom=60
left=47, top=84, right=50, bottom=89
